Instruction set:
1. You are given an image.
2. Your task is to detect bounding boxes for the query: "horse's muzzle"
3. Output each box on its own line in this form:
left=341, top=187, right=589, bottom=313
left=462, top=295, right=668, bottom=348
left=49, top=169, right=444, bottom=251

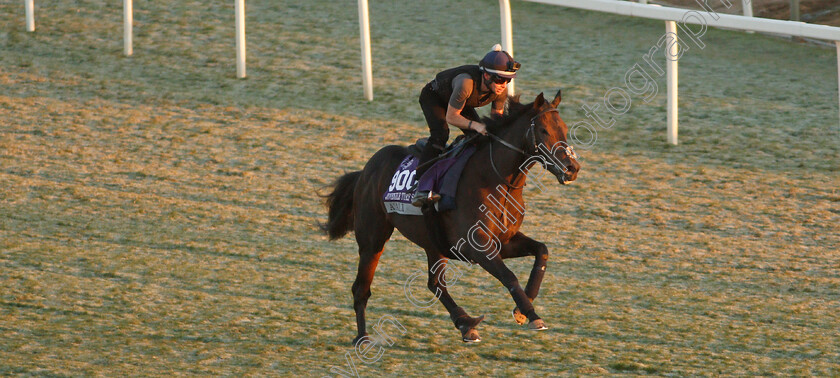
left=548, top=158, right=580, bottom=185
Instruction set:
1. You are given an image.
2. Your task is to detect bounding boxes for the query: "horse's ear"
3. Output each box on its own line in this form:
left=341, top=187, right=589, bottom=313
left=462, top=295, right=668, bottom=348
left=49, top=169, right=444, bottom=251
left=533, top=92, right=546, bottom=109
left=550, top=89, right=562, bottom=108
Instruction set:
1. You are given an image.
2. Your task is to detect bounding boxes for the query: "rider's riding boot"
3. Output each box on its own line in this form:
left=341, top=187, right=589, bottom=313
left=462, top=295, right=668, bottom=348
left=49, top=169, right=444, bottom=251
left=412, top=143, right=444, bottom=207
left=411, top=190, right=441, bottom=207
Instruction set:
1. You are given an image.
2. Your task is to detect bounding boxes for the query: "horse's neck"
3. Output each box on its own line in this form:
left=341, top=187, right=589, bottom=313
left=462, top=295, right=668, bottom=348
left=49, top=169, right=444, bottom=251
left=484, top=121, right=532, bottom=187
left=456, top=126, right=531, bottom=241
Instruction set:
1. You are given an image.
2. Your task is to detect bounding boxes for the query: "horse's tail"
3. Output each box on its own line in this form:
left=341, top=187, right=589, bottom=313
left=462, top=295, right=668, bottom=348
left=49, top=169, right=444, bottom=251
left=321, top=170, right=362, bottom=240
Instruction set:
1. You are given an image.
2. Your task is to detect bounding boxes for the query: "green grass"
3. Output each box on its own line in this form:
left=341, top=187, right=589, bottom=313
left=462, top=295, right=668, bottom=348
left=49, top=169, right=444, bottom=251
left=1, top=0, right=839, bottom=375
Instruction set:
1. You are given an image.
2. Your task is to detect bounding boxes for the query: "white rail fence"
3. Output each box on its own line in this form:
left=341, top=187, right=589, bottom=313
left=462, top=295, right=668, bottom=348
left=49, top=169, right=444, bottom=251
left=21, top=1, right=248, bottom=79
left=521, top=0, right=840, bottom=144
left=353, top=0, right=840, bottom=144
left=17, top=1, right=840, bottom=143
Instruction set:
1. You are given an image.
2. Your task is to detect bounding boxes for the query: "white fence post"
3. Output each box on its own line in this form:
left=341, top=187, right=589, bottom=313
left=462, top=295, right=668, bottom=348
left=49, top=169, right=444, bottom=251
left=235, top=0, right=246, bottom=78
left=743, top=0, right=754, bottom=34
left=742, top=0, right=753, bottom=17
left=358, top=0, right=373, bottom=101
left=124, top=0, right=132, bottom=56
left=25, top=0, right=34, bottom=32
left=791, top=0, right=800, bottom=21
left=666, top=20, right=678, bottom=145
left=499, top=0, right=515, bottom=96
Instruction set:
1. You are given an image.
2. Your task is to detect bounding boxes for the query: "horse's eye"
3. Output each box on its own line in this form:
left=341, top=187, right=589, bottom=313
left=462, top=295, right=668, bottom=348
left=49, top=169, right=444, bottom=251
left=540, top=128, right=549, bottom=135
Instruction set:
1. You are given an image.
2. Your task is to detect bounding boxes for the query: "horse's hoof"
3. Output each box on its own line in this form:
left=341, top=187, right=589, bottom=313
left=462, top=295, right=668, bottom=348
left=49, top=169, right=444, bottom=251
left=461, top=328, right=481, bottom=343
left=528, top=318, right=548, bottom=331
left=351, top=333, right=369, bottom=346
left=512, top=307, right=527, bottom=325
left=459, top=314, right=485, bottom=330
left=456, top=314, right=485, bottom=343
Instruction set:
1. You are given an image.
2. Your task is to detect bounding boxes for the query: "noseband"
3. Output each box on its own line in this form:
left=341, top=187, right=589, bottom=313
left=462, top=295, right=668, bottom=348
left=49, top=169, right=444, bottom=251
left=486, top=108, right=577, bottom=188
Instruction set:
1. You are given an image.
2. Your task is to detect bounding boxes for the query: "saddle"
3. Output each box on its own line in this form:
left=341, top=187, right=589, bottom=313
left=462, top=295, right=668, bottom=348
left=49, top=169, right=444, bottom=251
left=407, top=134, right=472, bottom=159
left=382, top=135, right=477, bottom=215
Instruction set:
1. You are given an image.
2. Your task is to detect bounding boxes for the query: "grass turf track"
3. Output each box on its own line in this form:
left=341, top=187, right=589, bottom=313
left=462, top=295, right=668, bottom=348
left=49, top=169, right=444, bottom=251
left=1, top=0, right=838, bottom=375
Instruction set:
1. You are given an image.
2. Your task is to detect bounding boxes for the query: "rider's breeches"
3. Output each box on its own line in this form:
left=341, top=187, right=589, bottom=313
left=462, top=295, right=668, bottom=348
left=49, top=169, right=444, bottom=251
left=417, top=82, right=479, bottom=178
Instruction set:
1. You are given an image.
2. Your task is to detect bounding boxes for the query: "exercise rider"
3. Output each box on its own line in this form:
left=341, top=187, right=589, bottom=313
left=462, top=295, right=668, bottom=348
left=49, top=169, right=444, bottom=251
left=412, top=44, right=521, bottom=207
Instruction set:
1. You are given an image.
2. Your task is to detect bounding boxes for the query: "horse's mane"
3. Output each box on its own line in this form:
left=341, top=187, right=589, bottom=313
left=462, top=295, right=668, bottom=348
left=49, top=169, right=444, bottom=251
left=481, top=95, right=537, bottom=135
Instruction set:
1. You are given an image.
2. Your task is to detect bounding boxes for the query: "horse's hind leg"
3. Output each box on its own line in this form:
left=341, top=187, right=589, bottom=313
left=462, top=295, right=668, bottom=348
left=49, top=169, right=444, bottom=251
left=351, top=220, right=394, bottom=345
left=423, top=251, right=485, bottom=342
left=499, top=232, right=549, bottom=325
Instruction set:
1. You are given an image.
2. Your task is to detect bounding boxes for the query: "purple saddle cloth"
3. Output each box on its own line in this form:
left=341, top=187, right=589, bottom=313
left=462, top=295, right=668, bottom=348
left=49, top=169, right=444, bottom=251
left=382, top=145, right=476, bottom=214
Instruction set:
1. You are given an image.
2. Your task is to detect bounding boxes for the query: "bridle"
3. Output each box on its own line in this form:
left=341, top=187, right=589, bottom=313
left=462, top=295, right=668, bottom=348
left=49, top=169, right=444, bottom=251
left=486, top=107, right=577, bottom=189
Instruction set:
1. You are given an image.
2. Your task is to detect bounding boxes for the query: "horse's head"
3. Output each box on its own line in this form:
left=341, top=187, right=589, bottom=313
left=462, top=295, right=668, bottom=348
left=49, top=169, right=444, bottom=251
left=524, top=90, right=580, bottom=185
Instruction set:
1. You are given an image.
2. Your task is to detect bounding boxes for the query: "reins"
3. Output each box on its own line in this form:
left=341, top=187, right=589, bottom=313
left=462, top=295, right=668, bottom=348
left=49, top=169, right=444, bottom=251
left=485, top=108, right=559, bottom=189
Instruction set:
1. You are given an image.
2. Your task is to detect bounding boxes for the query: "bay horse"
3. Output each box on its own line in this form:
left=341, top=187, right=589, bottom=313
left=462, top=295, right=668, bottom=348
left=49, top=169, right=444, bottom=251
left=322, top=90, right=580, bottom=343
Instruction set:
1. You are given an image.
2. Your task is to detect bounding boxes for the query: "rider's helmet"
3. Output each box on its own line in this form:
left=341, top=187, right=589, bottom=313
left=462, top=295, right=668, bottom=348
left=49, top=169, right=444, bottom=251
left=479, top=44, right=520, bottom=79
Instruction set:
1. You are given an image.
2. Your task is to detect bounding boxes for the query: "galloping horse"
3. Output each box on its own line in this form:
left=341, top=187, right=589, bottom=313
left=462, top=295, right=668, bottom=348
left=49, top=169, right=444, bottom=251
left=323, top=90, right=580, bottom=343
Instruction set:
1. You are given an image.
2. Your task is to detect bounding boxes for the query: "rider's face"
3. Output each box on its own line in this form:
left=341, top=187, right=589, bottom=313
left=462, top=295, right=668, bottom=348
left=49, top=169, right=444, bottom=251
left=485, top=73, right=509, bottom=95
left=491, top=79, right=507, bottom=95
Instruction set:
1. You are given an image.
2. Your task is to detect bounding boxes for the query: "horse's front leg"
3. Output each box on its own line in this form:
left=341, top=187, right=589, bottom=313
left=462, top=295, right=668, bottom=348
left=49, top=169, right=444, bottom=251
left=421, top=251, right=485, bottom=342
left=473, top=251, right=547, bottom=331
left=499, top=232, right=549, bottom=325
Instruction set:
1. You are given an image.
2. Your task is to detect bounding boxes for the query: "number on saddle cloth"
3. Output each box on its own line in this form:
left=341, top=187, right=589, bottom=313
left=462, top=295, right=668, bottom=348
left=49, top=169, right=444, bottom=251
left=384, top=138, right=477, bottom=215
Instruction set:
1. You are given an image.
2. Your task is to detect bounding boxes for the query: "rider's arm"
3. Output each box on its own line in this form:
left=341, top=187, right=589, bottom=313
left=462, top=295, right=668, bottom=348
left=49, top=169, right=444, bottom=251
left=445, top=75, right=487, bottom=135
left=445, top=104, right=478, bottom=130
